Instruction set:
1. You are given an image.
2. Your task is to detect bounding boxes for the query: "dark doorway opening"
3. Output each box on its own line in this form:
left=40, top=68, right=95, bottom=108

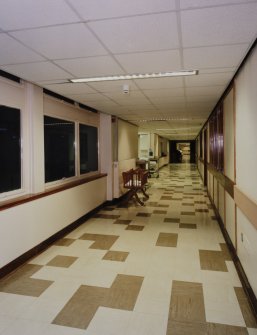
left=169, top=140, right=196, bottom=164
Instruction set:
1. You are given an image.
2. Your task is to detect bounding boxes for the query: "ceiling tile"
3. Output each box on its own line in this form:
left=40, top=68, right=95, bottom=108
left=143, top=88, right=185, bottom=98
left=11, top=24, right=107, bottom=59
left=185, top=71, right=234, bottom=87
left=185, top=85, right=224, bottom=97
left=134, top=77, right=184, bottom=89
left=183, top=44, right=248, bottom=69
left=67, top=92, right=111, bottom=102
left=1, top=62, right=71, bottom=81
left=55, top=56, right=125, bottom=77
left=0, top=0, right=79, bottom=30
left=69, top=0, right=176, bottom=20
left=115, top=50, right=181, bottom=73
left=88, top=80, right=138, bottom=93
left=0, top=34, right=44, bottom=65
left=180, top=0, right=251, bottom=10
left=103, top=90, right=146, bottom=100
left=88, top=13, right=179, bottom=53
left=42, top=83, right=97, bottom=95
left=181, top=3, right=257, bottom=47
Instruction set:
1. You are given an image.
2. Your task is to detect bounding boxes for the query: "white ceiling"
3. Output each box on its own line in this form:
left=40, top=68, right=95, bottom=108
left=0, top=0, right=257, bottom=140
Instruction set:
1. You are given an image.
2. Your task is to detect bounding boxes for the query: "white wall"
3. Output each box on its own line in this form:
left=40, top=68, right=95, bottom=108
left=0, top=77, right=107, bottom=270
left=235, top=46, right=257, bottom=295
left=198, top=45, right=257, bottom=297
left=0, top=177, right=106, bottom=268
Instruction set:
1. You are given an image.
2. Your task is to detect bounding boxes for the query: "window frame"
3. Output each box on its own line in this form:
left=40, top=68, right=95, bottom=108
left=44, top=114, right=99, bottom=188
left=0, top=104, right=24, bottom=200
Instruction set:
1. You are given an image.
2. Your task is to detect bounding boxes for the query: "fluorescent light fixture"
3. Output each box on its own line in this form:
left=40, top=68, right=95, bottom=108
left=70, top=70, right=198, bottom=83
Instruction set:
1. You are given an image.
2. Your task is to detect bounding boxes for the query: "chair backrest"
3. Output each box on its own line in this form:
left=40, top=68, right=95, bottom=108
left=122, top=168, right=148, bottom=189
left=122, top=169, right=134, bottom=188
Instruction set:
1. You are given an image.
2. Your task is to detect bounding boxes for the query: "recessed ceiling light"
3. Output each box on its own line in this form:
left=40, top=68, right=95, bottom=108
left=70, top=70, right=198, bottom=83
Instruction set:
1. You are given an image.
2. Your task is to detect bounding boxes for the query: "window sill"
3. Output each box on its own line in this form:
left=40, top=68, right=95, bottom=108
left=0, top=173, right=107, bottom=212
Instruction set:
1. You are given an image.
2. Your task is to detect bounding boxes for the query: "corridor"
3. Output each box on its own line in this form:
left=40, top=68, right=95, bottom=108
left=0, top=164, right=256, bottom=335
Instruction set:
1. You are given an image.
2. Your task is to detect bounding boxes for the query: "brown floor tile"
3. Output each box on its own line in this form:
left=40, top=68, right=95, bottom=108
left=126, top=225, right=144, bottom=231
left=113, top=219, right=132, bottom=225
left=169, top=280, right=206, bottom=324
left=207, top=322, right=248, bottom=335
left=153, top=210, right=167, bottom=214
left=0, top=264, right=53, bottom=297
left=199, top=250, right=228, bottom=272
left=196, top=209, right=209, bottom=213
left=94, top=213, right=120, bottom=219
left=164, top=218, right=180, bottom=223
left=179, top=223, right=197, bottom=229
left=182, top=203, right=194, bottom=206
left=47, top=255, right=78, bottom=268
left=53, top=238, right=75, bottom=247
left=52, top=285, right=107, bottom=329
left=103, top=251, right=129, bottom=262
left=161, top=196, right=172, bottom=200
left=156, top=232, right=178, bottom=247
left=104, top=274, right=144, bottom=310
left=53, top=274, right=143, bottom=329
left=172, top=198, right=183, bottom=201
left=181, top=211, right=195, bottom=216
left=157, top=204, right=170, bottom=208
left=167, top=320, right=207, bottom=335
left=136, top=212, right=151, bottom=217
left=79, top=233, right=119, bottom=250
left=234, top=287, right=257, bottom=328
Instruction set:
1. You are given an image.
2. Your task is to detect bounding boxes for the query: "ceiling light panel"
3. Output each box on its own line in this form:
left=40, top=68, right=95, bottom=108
left=71, top=70, right=198, bottom=83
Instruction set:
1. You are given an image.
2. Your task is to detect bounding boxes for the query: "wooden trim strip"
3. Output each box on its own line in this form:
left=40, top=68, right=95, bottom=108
left=207, top=163, right=234, bottom=198
left=0, top=173, right=107, bottom=212
left=207, top=190, right=257, bottom=321
left=234, top=186, right=257, bottom=230
left=0, top=202, right=106, bottom=279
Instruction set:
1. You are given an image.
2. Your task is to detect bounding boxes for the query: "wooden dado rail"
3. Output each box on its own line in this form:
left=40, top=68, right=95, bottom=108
left=234, top=186, right=257, bottom=230
left=198, top=158, right=257, bottom=230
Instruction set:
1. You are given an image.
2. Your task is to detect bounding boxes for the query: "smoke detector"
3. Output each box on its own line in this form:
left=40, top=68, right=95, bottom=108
left=122, top=84, right=130, bottom=94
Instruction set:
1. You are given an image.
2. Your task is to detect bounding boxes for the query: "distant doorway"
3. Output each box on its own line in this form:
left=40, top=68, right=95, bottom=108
left=169, top=140, right=196, bottom=164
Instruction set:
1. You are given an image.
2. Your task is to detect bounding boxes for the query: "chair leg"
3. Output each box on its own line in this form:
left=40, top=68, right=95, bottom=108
left=134, top=191, right=145, bottom=206
left=141, top=187, right=149, bottom=199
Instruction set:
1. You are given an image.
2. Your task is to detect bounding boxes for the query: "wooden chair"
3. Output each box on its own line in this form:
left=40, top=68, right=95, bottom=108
left=122, top=168, right=149, bottom=206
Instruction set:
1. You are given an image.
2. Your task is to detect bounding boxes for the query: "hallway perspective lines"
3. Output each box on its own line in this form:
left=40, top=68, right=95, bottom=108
left=0, top=164, right=256, bottom=335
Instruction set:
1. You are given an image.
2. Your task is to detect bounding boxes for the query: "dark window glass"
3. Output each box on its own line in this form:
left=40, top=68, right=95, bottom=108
left=0, top=105, right=21, bottom=193
left=209, top=105, right=224, bottom=172
left=79, top=124, right=98, bottom=174
left=44, top=116, right=75, bottom=183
